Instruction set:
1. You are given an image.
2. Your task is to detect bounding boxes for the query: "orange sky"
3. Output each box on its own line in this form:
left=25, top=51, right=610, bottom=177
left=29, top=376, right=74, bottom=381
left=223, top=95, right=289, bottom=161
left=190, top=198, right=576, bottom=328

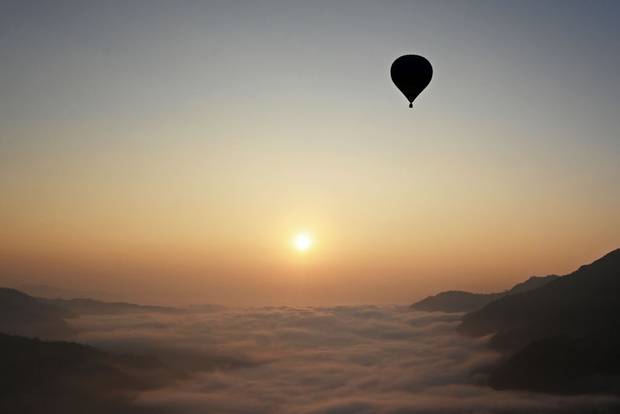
left=1, top=2, right=619, bottom=305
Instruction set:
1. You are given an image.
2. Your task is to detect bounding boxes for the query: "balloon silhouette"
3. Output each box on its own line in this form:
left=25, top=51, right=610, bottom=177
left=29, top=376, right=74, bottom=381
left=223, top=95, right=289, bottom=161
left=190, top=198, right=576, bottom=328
left=390, top=55, right=433, bottom=108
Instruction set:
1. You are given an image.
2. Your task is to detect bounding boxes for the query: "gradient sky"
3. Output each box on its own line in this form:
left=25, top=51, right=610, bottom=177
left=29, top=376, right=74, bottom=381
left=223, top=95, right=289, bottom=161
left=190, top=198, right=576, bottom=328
left=1, top=0, right=619, bottom=305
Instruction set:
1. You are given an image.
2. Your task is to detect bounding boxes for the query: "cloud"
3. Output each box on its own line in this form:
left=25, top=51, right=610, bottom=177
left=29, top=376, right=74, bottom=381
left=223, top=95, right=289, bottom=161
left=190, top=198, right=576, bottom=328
left=69, top=306, right=620, bottom=414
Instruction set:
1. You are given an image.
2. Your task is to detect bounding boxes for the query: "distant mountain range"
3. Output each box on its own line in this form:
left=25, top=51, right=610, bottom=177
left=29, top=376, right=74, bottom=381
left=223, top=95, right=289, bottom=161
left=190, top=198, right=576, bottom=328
left=414, top=248, right=620, bottom=396
left=410, top=275, right=559, bottom=312
left=0, top=287, right=182, bottom=339
left=42, top=297, right=182, bottom=315
left=15, top=284, right=118, bottom=302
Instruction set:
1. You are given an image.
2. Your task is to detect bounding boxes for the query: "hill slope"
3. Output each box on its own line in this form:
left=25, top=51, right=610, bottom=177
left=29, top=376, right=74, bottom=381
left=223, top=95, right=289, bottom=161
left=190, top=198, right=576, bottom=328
left=458, top=249, right=620, bottom=395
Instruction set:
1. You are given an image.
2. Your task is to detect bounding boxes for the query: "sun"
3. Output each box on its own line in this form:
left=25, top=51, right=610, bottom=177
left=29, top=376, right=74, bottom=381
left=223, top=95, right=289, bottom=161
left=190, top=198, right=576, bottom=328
left=293, top=232, right=313, bottom=252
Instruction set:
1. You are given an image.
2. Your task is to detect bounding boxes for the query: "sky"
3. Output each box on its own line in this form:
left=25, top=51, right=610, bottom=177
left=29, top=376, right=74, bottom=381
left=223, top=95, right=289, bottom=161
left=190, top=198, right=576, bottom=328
left=1, top=0, right=619, bottom=305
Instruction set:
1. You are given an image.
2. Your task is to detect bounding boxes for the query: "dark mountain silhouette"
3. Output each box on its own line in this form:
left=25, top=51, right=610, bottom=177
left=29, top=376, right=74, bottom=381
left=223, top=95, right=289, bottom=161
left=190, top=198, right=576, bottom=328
left=459, top=249, right=620, bottom=348
left=411, top=275, right=559, bottom=312
left=0, top=288, right=76, bottom=339
left=0, top=333, right=177, bottom=414
left=458, top=248, right=620, bottom=395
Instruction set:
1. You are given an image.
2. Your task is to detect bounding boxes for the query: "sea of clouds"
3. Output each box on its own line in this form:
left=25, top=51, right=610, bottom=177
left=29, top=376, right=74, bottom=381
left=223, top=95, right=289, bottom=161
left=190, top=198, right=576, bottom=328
left=71, top=306, right=619, bottom=414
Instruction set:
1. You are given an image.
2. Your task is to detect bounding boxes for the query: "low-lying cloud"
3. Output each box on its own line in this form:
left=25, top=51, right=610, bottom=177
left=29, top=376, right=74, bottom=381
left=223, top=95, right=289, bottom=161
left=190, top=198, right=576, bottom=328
left=70, top=306, right=619, bottom=414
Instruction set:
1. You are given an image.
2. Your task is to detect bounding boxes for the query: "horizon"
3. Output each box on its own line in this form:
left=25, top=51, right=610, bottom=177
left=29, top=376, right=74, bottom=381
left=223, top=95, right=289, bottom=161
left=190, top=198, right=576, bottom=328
left=3, top=243, right=618, bottom=308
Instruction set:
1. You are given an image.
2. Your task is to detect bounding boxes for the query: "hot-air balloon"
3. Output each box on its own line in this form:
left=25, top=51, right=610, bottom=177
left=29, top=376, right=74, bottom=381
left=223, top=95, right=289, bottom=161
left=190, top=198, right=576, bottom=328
left=390, top=55, right=433, bottom=108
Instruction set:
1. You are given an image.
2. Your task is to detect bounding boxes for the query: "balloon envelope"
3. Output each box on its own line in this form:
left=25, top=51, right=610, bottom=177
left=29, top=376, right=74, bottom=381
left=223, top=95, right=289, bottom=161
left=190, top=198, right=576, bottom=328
left=390, top=55, right=433, bottom=108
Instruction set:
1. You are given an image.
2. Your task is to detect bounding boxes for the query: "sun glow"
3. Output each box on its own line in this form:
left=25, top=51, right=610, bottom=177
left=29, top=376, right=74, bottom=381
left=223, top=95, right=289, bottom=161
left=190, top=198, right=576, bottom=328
left=293, top=232, right=313, bottom=252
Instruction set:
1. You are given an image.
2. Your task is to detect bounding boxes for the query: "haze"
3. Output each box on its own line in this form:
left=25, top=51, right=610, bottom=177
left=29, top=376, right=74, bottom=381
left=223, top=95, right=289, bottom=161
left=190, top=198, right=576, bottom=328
left=1, top=0, right=619, bottom=305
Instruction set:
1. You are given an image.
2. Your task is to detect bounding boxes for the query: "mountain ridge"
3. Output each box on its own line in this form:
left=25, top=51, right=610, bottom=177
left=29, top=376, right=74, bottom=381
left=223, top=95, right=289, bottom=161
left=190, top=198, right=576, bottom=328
left=459, top=248, right=620, bottom=395
left=410, top=274, right=559, bottom=313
